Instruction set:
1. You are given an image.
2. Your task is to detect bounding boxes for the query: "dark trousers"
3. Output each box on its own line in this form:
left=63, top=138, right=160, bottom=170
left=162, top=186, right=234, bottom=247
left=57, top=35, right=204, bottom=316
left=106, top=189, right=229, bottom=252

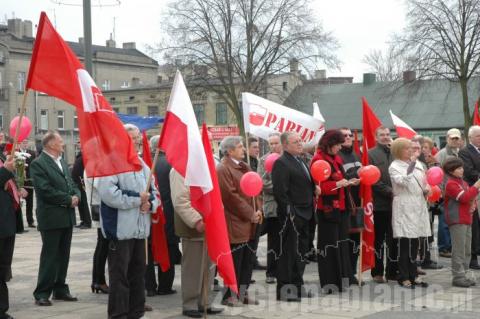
left=145, top=242, right=176, bottom=293
left=266, top=217, right=281, bottom=278
left=276, top=216, right=309, bottom=298
left=77, top=189, right=91, bottom=226
left=108, top=239, right=146, bottom=319
left=308, top=216, right=317, bottom=254
left=371, top=210, right=398, bottom=278
left=24, top=182, right=34, bottom=226
left=0, top=235, right=15, bottom=316
left=317, top=212, right=353, bottom=291
left=33, top=227, right=72, bottom=299
left=398, top=237, right=420, bottom=283
left=248, top=222, right=262, bottom=266
left=92, top=228, right=109, bottom=285
left=15, top=207, right=24, bottom=233
left=223, top=241, right=254, bottom=300
left=349, top=232, right=360, bottom=275
left=471, top=212, right=480, bottom=263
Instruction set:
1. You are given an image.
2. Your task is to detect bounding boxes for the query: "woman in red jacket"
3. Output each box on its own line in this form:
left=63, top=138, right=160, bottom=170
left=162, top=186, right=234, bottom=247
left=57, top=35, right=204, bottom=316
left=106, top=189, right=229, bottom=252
left=312, top=129, right=359, bottom=293
left=443, top=158, right=480, bottom=287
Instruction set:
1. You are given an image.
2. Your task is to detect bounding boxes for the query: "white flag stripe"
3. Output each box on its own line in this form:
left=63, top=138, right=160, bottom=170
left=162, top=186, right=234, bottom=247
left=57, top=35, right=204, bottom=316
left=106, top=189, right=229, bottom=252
left=166, top=71, right=213, bottom=193
left=389, top=110, right=416, bottom=132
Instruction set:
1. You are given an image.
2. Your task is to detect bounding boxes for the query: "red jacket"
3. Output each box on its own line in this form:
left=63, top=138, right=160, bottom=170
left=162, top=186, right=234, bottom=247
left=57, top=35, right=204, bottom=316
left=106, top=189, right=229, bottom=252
left=444, top=176, right=479, bottom=226
left=311, top=151, right=346, bottom=211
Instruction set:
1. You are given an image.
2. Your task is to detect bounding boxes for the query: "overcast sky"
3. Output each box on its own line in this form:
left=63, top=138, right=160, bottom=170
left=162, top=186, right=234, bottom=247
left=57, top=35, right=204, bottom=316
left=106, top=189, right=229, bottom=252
left=2, top=0, right=406, bottom=82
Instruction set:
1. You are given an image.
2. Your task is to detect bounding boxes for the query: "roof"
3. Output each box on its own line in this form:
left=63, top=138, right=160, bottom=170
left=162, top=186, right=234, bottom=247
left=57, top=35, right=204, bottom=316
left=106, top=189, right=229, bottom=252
left=284, top=78, right=480, bottom=131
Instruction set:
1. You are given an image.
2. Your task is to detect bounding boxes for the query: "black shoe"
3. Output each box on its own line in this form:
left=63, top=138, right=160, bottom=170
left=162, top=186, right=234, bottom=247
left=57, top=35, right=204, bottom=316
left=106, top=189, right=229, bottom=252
left=0, top=313, right=14, bottom=319
left=266, top=276, right=276, bottom=284
left=17, top=230, right=28, bottom=234
left=182, top=310, right=203, bottom=318
left=91, top=283, right=109, bottom=294
left=421, top=262, right=443, bottom=270
left=75, top=223, right=84, bottom=228
left=157, top=289, right=176, bottom=295
left=79, top=224, right=91, bottom=229
left=198, top=306, right=224, bottom=314
left=307, top=254, right=318, bottom=263
left=253, top=262, right=267, bottom=271
left=52, top=293, right=78, bottom=301
left=35, top=298, right=52, bottom=306
left=250, top=279, right=256, bottom=284
left=469, top=262, right=480, bottom=270
left=146, top=290, right=156, bottom=297
left=28, top=223, right=36, bottom=228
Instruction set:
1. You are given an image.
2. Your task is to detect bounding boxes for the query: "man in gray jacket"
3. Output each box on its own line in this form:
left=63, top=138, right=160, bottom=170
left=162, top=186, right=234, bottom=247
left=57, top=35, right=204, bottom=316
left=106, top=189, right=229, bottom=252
left=368, top=126, right=398, bottom=283
left=97, top=124, right=159, bottom=319
left=170, top=169, right=223, bottom=318
left=257, top=132, right=282, bottom=284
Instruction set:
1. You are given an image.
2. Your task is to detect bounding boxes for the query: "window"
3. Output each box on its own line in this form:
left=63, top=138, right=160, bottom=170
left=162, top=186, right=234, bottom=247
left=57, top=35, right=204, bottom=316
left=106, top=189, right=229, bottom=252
left=102, top=80, right=111, bottom=91
left=121, top=80, right=130, bottom=88
left=113, top=107, right=120, bottom=113
left=282, top=81, right=288, bottom=91
left=215, top=103, right=227, bottom=125
left=127, top=106, right=137, bottom=115
left=57, top=110, right=64, bottom=129
left=40, top=110, right=48, bottom=130
left=74, top=115, right=78, bottom=130
left=148, top=106, right=159, bottom=116
left=17, top=72, right=25, bottom=91
left=193, top=104, right=205, bottom=125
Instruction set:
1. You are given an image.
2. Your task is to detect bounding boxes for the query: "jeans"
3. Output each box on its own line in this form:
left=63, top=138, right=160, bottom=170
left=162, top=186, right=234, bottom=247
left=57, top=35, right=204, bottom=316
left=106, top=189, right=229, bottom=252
left=437, top=208, right=452, bottom=252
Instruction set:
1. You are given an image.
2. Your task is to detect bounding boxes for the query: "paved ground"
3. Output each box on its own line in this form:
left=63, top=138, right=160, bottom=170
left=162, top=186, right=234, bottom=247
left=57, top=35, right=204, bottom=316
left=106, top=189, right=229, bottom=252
left=7, top=211, right=480, bottom=319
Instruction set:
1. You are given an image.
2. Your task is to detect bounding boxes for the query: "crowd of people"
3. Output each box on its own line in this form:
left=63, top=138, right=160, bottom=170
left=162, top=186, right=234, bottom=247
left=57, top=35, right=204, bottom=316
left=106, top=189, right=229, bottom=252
left=1, top=123, right=480, bottom=319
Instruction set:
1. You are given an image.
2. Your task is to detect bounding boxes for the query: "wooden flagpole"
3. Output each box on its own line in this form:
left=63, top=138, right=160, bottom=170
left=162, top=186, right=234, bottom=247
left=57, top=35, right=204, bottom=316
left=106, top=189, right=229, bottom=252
left=358, top=198, right=364, bottom=286
left=144, top=147, right=161, bottom=265
left=202, top=234, right=209, bottom=319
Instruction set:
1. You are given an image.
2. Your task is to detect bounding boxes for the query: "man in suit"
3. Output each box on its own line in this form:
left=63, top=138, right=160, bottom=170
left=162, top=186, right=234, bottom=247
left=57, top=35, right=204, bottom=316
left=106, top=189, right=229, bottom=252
left=30, top=131, right=80, bottom=306
left=459, top=125, right=480, bottom=270
left=368, top=126, right=398, bottom=283
left=19, top=140, right=37, bottom=228
left=271, top=131, right=318, bottom=302
left=0, top=154, right=16, bottom=319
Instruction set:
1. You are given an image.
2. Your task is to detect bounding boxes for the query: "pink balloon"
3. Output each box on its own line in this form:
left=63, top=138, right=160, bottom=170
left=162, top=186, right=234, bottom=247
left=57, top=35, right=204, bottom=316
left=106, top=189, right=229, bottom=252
left=9, top=116, right=32, bottom=143
left=426, top=167, right=444, bottom=186
left=264, top=153, right=281, bottom=173
left=240, top=172, right=263, bottom=197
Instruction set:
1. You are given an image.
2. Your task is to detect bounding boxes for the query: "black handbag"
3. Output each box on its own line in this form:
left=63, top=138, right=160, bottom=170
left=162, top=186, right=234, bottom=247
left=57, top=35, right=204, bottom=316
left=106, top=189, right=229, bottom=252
left=90, top=204, right=100, bottom=222
left=347, top=189, right=364, bottom=233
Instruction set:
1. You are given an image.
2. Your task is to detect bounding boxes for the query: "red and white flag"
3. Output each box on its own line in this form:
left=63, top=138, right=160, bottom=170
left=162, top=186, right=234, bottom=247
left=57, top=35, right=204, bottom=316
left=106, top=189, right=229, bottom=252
left=389, top=110, right=417, bottom=139
left=26, top=12, right=141, bottom=177
left=159, top=71, right=238, bottom=293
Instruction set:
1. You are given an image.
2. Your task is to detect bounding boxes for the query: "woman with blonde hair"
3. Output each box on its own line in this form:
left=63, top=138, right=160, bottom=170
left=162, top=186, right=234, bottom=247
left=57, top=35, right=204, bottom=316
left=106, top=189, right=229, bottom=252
left=389, top=138, right=432, bottom=288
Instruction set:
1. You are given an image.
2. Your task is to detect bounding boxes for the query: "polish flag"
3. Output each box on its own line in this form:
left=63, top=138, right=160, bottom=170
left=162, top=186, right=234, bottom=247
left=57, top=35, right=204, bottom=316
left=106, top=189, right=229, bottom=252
left=390, top=110, right=417, bottom=139
left=159, top=71, right=237, bottom=294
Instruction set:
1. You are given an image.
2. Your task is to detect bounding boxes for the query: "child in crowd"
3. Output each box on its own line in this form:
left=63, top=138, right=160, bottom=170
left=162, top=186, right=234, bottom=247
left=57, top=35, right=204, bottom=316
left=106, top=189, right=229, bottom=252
left=443, top=158, right=480, bottom=287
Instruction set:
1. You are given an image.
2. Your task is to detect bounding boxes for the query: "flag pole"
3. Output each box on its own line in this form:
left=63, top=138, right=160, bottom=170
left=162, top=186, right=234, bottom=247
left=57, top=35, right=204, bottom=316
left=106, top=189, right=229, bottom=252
left=358, top=198, right=364, bottom=286
left=144, top=147, right=160, bottom=265
left=202, top=234, right=209, bottom=319
left=10, top=89, right=30, bottom=156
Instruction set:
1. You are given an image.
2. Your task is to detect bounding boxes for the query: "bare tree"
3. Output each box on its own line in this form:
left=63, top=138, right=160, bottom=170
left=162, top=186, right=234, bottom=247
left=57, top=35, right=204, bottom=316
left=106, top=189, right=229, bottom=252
left=393, top=0, right=480, bottom=131
left=362, top=48, right=411, bottom=82
left=159, top=0, right=339, bottom=134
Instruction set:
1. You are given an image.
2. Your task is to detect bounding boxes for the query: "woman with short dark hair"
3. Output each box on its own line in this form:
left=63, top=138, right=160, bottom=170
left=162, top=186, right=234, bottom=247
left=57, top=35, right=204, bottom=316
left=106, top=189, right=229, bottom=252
left=312, top=129, right=357, bottom=293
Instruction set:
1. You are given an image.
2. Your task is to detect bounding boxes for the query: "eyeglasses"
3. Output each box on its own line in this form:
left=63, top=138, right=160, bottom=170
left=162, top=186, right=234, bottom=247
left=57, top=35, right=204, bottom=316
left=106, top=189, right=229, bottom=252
left=344, top=134, right=353, bottom=137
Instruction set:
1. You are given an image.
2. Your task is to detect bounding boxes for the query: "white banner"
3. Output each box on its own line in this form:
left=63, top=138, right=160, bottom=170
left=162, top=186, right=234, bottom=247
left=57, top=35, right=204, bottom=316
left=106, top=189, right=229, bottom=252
left=242, top=92, right=324, bottom=145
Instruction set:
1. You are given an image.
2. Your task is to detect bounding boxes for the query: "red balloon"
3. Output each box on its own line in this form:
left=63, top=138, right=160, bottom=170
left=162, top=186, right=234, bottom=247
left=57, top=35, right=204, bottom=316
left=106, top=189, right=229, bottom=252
left=428, top=185, right=442, bottom=202
left=264, top=153, right=281, bottom=173
left=426, top=167, right=444, bottom=186
left=9, top=116, right=32, bottom=143
left=240, top=172, right=263, bottom=197
left=359, top=165, right=381, bottom=185
left=311, top=160, right=331, bottom=182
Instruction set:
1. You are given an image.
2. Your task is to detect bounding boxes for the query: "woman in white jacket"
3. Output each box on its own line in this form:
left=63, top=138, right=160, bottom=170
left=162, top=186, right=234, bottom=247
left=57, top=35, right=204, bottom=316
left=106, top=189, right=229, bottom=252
left=389, top=138, right=432, bottom=289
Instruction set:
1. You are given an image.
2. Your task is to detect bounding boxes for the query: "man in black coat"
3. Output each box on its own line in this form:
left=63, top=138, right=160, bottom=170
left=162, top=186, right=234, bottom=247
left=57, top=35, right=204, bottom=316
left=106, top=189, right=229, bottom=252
left=368, top=126, right=398, bottom=282
left=71, top=152, right=91, bottom=229
left=458, top=125, right=480, bottom=270
left=272, top=132, right=318, bottom=302
left=0, top=154, right=16, bottom=319
left=145, top=149, right=180, bottom=296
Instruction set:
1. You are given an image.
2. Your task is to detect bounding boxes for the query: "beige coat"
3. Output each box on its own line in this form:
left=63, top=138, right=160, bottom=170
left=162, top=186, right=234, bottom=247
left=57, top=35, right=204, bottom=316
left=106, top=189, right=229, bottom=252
left=389, top=160, right=431, bottom=239
left=170, top=169, right=203, bottom=240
